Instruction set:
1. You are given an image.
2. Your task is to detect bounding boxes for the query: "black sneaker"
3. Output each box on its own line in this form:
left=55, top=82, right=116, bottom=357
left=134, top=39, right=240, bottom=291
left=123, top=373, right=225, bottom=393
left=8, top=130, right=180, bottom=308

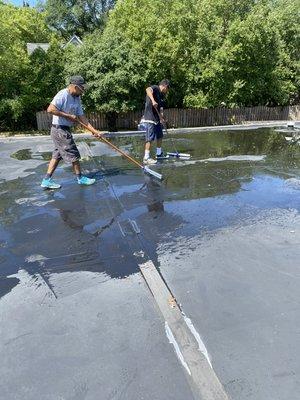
left=156, top=152, right=169, bottom=160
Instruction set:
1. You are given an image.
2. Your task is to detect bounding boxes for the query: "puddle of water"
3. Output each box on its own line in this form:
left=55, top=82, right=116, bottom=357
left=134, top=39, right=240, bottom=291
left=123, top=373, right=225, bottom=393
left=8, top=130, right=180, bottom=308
left=10, top=149, right=53, bottom=161
left=0, top=276, right=20, bottom=298
left=1, top=127, right=300, bottom=294
left=10, top=149, right=32, bottom=160
left=105, top=128, right=299, bottom=168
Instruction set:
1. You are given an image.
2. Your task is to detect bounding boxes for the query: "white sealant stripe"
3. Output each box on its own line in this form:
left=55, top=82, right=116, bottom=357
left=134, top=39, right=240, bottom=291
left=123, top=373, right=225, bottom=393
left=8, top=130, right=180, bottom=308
left=138, top=259, right=229, bottom=400
left=183, top=315, right=212, bottom=369
left=165, top=322, right=191, bottom=376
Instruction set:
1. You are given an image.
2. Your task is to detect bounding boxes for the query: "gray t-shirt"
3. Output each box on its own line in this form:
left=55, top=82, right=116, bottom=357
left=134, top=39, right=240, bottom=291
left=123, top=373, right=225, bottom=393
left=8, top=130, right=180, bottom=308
left=51, top=88, right=84, bottom=126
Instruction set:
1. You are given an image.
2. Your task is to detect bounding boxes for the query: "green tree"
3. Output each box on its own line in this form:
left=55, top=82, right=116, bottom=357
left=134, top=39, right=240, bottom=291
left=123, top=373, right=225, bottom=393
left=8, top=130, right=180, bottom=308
left=68, top=0, right=299, bottom=112
left=42, top=0, right=115, bottom=38
left=65, top=0, right=201, bottom=113
left=189, top=2, right=295, bottom=107
left=0, top=3, right=65, bottom=130
left=1, top=0, right=299, bottom=131
left=269, top=0, right=300, bottom=103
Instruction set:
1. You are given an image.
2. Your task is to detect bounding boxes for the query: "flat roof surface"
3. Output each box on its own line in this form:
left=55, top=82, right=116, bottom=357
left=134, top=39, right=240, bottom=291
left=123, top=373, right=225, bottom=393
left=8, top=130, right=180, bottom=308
left=1, top=126, right=300, bottom=399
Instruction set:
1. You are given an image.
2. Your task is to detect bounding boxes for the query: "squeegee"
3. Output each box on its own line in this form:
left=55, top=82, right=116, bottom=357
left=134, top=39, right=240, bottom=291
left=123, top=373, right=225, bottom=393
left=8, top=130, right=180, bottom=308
left=164, top=124, right=191, bottom=159
left=78, top=121, right=163, bottom=180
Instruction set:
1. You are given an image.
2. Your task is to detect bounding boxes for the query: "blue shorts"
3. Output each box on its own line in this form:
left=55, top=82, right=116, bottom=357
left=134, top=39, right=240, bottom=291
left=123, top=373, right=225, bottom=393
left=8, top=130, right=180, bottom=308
left=145, top=123, right=163, bottom=142
left=138, top=122, right=146, bottom=131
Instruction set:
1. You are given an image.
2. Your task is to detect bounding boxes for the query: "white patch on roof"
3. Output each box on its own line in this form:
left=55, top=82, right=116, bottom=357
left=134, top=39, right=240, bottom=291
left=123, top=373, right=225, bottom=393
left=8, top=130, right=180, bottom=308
left=27, top=43, right=50, bottom=55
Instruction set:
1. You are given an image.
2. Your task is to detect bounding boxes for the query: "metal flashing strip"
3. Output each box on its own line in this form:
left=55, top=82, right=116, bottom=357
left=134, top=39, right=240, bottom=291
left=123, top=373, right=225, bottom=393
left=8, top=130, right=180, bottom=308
left=138, top=259, right=229, bottom=400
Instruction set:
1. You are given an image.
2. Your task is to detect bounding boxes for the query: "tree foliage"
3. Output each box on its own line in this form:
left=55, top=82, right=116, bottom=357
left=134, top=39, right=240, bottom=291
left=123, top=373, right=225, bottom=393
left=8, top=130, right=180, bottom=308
left=0, top=0, right=299, bottom=130
left=42, top=0, right=115, bottom=38
left=66, top=0, right=299, bottom=114
left=65, top=0, right=202, bottom=111
left=0, top=3, right=65, bottom=130
left=190, top=2, right=294, bottom=107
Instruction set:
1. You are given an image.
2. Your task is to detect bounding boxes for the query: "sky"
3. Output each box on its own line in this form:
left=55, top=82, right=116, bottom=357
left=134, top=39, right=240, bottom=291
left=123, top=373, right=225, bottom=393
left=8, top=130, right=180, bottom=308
left=7, top=0, right=37, bottom=6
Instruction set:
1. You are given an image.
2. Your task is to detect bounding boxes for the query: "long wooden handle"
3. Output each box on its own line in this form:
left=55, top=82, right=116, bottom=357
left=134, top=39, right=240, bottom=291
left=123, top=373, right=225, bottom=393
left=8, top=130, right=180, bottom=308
left=78, top=121, right=143, bottom=169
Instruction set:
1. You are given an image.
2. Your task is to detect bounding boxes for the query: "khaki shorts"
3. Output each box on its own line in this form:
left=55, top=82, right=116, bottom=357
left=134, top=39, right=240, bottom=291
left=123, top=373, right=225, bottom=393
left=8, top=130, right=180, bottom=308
left=51, top=126, right=80, bottom=163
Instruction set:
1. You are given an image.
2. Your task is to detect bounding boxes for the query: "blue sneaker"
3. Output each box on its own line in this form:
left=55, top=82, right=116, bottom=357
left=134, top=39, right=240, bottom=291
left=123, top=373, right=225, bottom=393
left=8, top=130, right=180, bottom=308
left=41, top=178, right=61, bottom=189
left=77, top=176, right=96, bottom=185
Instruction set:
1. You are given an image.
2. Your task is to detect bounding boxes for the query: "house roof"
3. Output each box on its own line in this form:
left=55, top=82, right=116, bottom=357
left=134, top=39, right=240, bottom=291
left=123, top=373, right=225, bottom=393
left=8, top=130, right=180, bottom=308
left=27, top=43, right=50, bottom=55
left=27, top=35, right=83, bottom=55
left=62, top=35, right=83, bottom=48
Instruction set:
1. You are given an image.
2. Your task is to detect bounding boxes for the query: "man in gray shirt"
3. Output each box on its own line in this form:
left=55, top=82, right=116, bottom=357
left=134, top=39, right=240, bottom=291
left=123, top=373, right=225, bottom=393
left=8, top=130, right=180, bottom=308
left=41, top=76, right=103, bottom=189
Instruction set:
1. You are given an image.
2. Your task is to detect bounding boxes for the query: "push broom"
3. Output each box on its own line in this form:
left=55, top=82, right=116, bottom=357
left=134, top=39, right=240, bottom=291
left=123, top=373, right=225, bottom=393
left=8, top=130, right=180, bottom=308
left=164, top=123, right=191, bottom=159
left=154, top=108, right=191, bottom=159
left=78, top=121, right=163, bottom=181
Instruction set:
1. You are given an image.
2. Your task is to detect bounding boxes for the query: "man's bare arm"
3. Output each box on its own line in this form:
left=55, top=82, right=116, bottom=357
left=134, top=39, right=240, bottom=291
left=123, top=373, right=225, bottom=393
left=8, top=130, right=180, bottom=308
left=146, top=87, right=158, bottom=108
left=47, top=103, right=78, bottom=122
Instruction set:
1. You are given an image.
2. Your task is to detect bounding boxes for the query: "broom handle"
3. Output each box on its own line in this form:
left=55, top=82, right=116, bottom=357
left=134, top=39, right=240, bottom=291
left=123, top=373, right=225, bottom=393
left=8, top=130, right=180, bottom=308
left=78, top=121, right=143, bottom=169
left=154, top=106, right=167, bottom=132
